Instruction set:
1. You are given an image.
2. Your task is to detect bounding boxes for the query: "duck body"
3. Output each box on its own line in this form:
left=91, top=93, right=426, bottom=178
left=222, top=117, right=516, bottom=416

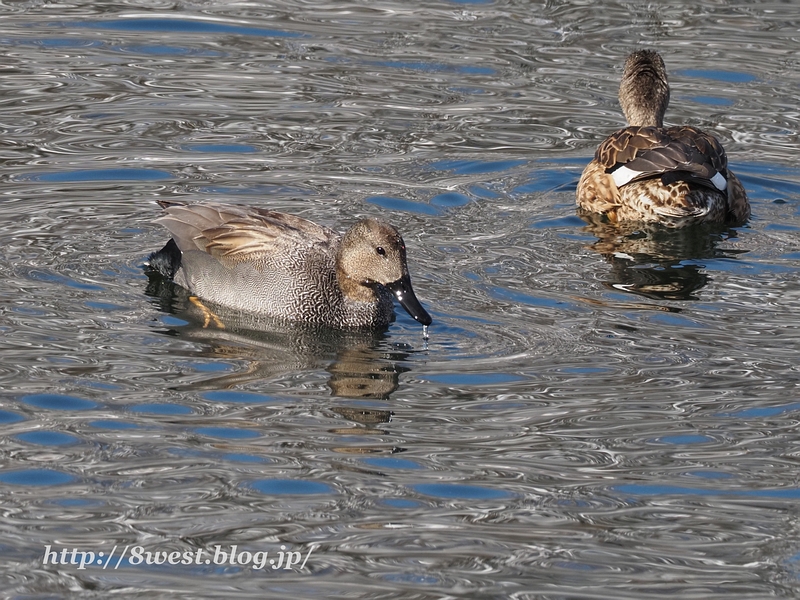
left=577, top=50, right=749, bottom=227
left=147, top=201, right=431, bottom=329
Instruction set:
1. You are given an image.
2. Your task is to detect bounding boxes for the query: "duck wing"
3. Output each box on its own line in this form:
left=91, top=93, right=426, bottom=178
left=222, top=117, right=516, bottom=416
left=595, top=125, right=730, bottom=193
left=155, top=201, right=336, bottom=268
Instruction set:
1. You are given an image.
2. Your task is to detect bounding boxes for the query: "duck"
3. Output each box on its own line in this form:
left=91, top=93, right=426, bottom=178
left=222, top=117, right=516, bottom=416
left=577, top=49, right=750, bottom=227
left=147, top=200, right=432, bottom=329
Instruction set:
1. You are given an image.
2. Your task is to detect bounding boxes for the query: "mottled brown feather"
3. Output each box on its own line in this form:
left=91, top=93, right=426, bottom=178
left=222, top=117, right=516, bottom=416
left=577, top=50, right=750, bottom=227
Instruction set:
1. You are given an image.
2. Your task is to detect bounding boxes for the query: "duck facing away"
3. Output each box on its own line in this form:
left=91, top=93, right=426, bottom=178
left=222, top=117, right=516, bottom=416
left=147, top=200, right=432, bottom=329
left=577, top=50, right=749, bottom=227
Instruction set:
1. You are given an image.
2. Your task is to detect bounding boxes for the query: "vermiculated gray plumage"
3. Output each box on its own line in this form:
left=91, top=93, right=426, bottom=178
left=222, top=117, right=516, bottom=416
left=148, top=200, right=431, bottom=329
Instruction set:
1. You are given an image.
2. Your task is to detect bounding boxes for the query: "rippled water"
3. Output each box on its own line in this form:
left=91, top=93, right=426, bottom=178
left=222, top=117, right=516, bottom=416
left=2, top=1, right=800, bottom=597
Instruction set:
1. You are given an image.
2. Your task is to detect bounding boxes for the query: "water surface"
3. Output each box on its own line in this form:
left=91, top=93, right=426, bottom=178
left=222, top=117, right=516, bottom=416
left=1, top=1, right=800, bottom=597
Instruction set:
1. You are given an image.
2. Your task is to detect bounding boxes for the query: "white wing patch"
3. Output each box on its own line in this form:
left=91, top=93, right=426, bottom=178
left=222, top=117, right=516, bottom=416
left=710, top=171, right=727, bottom=191
left=611, top=165, right=641, bottom=188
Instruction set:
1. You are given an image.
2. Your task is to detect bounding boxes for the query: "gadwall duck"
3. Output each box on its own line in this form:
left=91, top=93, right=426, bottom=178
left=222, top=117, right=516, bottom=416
left=147, top=200, right=432, bottom=329
left=577, top=50, right=749, bottom=227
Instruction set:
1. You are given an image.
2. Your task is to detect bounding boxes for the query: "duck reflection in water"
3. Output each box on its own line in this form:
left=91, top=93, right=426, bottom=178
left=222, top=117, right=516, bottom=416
left=144, top=271, right=413, bottom=398
left=579, top=210, right=747, bottom=301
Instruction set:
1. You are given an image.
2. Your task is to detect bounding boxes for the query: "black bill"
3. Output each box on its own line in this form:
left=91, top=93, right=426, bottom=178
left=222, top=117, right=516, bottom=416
left=385, top=275, right=432, bottom=326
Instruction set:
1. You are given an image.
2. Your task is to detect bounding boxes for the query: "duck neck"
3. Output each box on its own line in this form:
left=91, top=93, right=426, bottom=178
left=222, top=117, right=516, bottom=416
left=619, top=53, right=669, bottom=128
left=623, top=104, right=664, bottom=128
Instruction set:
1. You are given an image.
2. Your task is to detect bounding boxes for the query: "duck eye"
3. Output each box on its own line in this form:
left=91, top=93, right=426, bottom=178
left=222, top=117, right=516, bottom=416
left=376, top=247, right=386, bottom=256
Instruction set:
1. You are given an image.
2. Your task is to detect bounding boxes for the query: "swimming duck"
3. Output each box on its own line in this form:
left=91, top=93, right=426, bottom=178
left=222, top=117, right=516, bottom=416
left=147, top=200, right=432, bottom=329
left=577, top=50, right=749, bottom=227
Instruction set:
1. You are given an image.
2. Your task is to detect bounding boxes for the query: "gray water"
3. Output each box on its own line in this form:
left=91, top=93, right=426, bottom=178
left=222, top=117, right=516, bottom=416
left=1, top=1, right=800, bottom=598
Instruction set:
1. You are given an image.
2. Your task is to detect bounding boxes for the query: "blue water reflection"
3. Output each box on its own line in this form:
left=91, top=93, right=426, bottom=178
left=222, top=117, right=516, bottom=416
left=686, top=95, right=735, bottom=106
left=70, top=18, right=305, bottom=38
left=677, top=69, right=758, bottom=83
left=18, top=169, right=172, bottom=182
left=248, top=479, right=334, bottom=495
left=718, top=402, right=800, bottom=419
left=618, top=484, right=800, bottom=499
left=412, top=483, right=512, bottom=500
left=15, top=431, right=79, bottom=446
left=430, top=192, right=471, bottom=208
left=0, top=469, right=76, bottom=486
left=657, top=434, right=714, bottom=445
left=367, top=195, right=439, bottom=216
left=429, top=159, right=526, bottom=175
left=0, top=410, right=24, bottom=425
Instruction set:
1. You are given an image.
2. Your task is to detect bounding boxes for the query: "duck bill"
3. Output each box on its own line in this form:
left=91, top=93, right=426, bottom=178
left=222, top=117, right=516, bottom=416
left=385, top=275, right=432, bottom=326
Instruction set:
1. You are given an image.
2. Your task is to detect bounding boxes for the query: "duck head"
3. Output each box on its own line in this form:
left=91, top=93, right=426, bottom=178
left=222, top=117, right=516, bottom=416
left=338, top=219, right=432, bottom=326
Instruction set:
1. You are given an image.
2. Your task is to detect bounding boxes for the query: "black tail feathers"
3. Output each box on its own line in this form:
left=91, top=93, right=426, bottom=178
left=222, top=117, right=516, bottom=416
left=145, top=238, right=182, bottom=280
